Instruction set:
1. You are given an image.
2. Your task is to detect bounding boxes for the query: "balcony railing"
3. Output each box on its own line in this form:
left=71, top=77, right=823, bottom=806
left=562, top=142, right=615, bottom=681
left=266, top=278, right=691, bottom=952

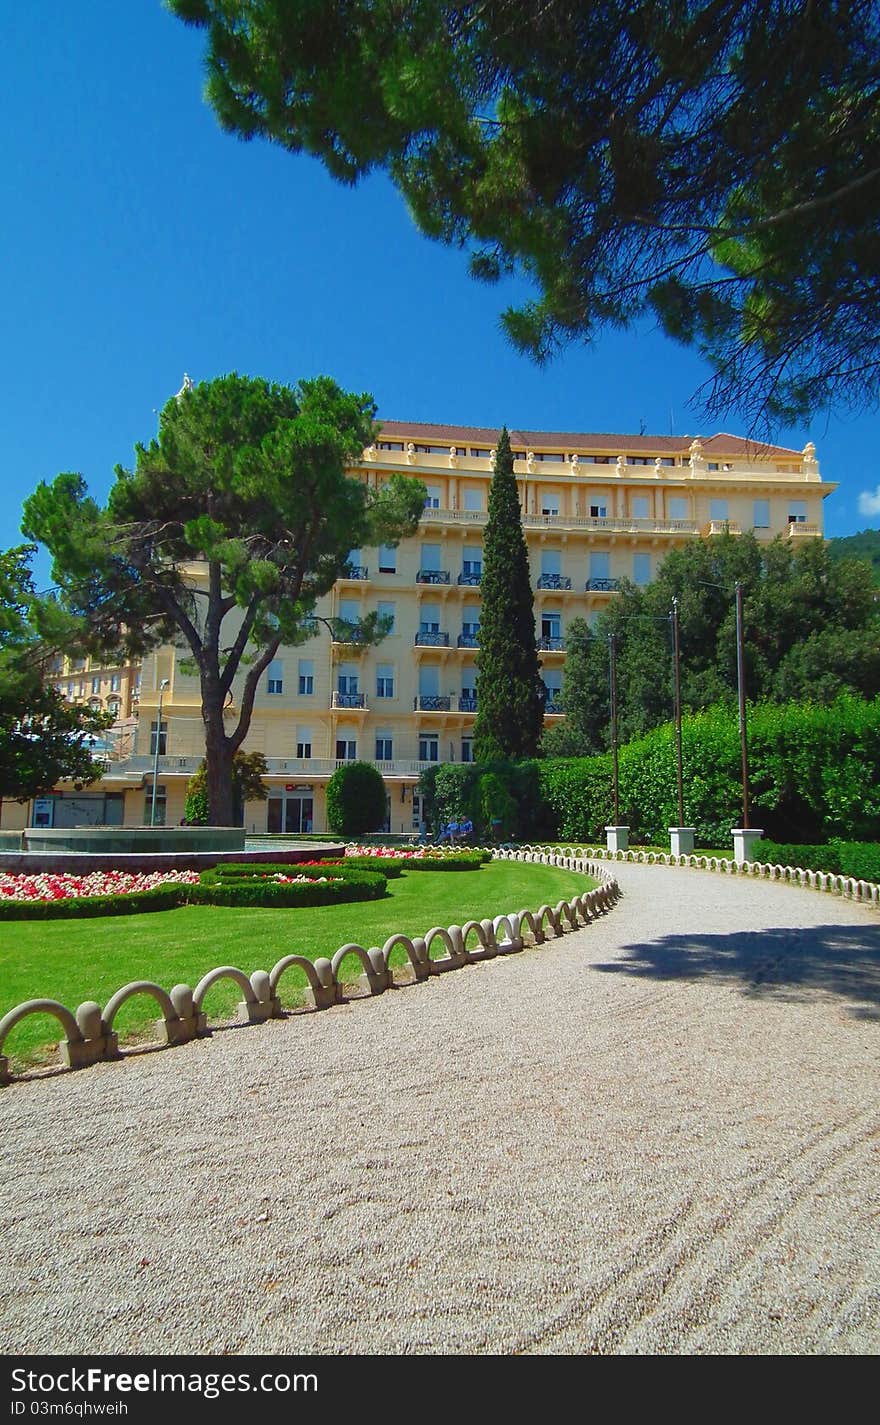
left=457, top=633, right=479, bottom=648
left=457, top=572, right=482, bottom=585
left=415, top=631, right=450, bottom=646
left=708, top=520, right=742, bottom=536
left=416, top=569, right=451, bottom=584
left=538, top=636, right=566, bottom=651
left=537, top=574, right=572, bottom=590
left=544, top=699, right=564, bottom=714
left=414, top=695, right=451, bottom=712
left=787, top=521, right=821, bottom=537
left=458, top=696, right=478, bottom=712
left=341, top=564, right=369, bottom=579
left=331, top=691, right=366, bottom=709
left=421, top=506, right=701, bottom=535
left=585, top=577, right=620, bottom=592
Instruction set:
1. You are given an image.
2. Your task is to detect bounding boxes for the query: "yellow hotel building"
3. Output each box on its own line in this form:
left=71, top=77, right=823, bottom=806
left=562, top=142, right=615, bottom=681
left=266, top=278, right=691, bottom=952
left=4, top=423, right=834, bottom=833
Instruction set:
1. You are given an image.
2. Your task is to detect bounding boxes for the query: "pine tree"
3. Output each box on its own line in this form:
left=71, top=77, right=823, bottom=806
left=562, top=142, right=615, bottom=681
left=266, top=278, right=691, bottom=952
left=473, top=428, right=545, bottom=760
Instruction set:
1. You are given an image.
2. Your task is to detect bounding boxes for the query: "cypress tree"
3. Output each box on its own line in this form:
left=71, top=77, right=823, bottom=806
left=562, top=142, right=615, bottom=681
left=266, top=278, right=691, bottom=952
left=473, top=427, right=545, bottom=760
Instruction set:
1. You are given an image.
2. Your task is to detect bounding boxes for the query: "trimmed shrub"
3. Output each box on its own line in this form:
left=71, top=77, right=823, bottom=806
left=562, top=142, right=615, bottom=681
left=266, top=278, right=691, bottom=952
left=0, top=884, right=184, bottom=921
left=538, top=695, right=880, bottom=846
left=834, top=842, right=880, bottom=882
left=187, top=867, right=387, bottom=908
left=325, top=761, right=387, bottom=836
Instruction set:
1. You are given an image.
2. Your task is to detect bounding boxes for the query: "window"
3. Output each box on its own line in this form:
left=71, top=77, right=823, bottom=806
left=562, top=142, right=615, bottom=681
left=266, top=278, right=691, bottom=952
left=376, top=664, right=394, bottom=698
left=150, top=720, right=167, bottom=756
left=633, top=553, right=652, bottom=586
left=461, top=681, right=476, bottom=701
left=91, top=677, right=100, bottom=695
left=336, top=738, right=357, bottom=760
left=296, top=727, right=312, bottom=758
left=110, top=674, right=120, bottom=693
left=424, top=485, right=441, bottom=509
left=541, top=495, right=561, bottom=515
left=418, top=665, right=440, bottom=697
left=541, top=550, right=561, bottom=577
left=590, top=552, right=610, bottom=581
left=338, top=598, right=360, bottom=626
left=753, top=500, right=770, bottom=528
left=589, top=504, right=608, bottom=518
left=419, top=603, right=440, bottom=634
left=542, top=612, right=562, bottom=640
left=378, top=440, right=403, bottom=451
left=788, top=501, right=808, bottom=524
left=632, top=496, right=650, bottom=519
left=709, top=499, right=729, bottom=522
left=419, top=733, right=439, bottom=762
left=267, top=658, right=283, bottom=694
left=298, top=659, right=314, bottom=695
left=346, top=547, right=362, bottom=567
left=421, top=543, right=441, bottom=571
left=462, top=488, right=482, bottom=511
left=378, top=544, right=397, bottom=573
left=337, top=664, right=359, bottom=696
left=668, top=497, right=688, bottom=520
left=66, top=683, right=74, bottom=699
left=144, top=785, right=166, bottom=825
left=377, top=601, right=396, bottom=633
left=462, top=606, right=480, bottom=638
left=108, top=698, right=121, bottom=719
left=462, top=551, right=482, bottom=579
left=375, top=732, right=393, bottom=760
left=461, top=738, right=473, bottom=763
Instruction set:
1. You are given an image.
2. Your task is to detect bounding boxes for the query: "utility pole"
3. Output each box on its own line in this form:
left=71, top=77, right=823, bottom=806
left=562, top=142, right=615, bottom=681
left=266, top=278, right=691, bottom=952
left=670, top=597, right=685, bottom=828
left=735, top=582, right=750, bottom=830
left=609, top=632, right=620, bottom=826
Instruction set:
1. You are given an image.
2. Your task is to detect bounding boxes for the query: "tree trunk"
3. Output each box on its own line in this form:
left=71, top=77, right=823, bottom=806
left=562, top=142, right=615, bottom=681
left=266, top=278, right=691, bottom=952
left=201, top=678, right=236, bottom=826
left=204, top=726, right=236, bottom=826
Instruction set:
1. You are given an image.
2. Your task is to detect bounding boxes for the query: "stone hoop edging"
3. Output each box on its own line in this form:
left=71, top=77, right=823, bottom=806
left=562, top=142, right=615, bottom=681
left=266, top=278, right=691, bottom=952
left=0, top=849, right=620, bottom=1087
left=515, top=844, right=880, bottom=908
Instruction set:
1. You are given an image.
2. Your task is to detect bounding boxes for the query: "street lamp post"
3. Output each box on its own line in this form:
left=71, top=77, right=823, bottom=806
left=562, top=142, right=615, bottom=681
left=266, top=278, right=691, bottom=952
left=605, top=632, right=629, bottom=852
left=150, top=678, right=170, bottom=827
left=667, top=598, right=695, bottom=855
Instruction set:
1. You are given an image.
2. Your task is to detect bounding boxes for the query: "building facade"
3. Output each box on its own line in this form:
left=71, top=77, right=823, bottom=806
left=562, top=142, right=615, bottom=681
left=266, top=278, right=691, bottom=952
left=3, top=424, right=834, bottom=833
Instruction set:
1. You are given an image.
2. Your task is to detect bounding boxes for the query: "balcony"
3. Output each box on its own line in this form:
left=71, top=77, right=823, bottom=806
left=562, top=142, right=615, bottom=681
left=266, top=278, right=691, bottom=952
left=787, top=521, right=822, bottom=538
left=416, top=569, right=451, bottom=585
left=457, top=571, right=482, bottom=586
left=538, top=636, right=566, bottom=652
left=340, top=564, right=369, bottom=580
left=458, top=696, right=478, bottom=713
left=414, top=631, right=450, bottom=647
left=544, top=699, right=564, bottom=715
left=708, top=520, right=742, bottom=536
left=457, top=633, right=480, bottom=648
left=536, top=574, right=572, bottom=590
left=331, top=691, right=367, bottom=710
left=585, top=577, right=620, bottom=592
left=414, top=695, right=452, bottom=712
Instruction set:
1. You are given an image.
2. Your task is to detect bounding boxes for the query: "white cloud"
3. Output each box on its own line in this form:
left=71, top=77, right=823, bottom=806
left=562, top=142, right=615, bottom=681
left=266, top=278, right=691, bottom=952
left=857, top=485, right=880, bottom=517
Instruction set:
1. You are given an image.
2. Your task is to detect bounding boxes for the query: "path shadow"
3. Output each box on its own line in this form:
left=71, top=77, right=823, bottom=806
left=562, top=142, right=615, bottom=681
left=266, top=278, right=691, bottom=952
left=592, top=923, right=880, bottom=1018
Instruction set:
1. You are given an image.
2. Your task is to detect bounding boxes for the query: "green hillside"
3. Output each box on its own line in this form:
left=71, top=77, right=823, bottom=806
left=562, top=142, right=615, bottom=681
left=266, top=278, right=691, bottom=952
left=827, top=527, right=880, bottom=585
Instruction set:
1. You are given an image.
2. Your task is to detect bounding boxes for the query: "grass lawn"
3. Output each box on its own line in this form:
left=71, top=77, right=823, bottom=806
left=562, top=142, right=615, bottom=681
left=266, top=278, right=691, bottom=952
left=0, top=859, right=596, bottom=1068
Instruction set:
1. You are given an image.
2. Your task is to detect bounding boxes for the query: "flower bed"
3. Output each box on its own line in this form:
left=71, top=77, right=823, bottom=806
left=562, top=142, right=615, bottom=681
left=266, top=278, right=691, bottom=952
left=0, top=870, right=200, bottom=902
left=0, top=863, right=387, bottom=919
left=344, top=846, right=490, bottom=872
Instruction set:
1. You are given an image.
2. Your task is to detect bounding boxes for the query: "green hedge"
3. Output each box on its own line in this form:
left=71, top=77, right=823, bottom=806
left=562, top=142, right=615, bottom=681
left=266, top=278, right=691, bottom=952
left=0, top=865, right=389, bottom=920
left=187, top=867, right=387, bottom=908
left=755, top=840, right=880, bottom=881
left=540, top=696, right=880, bottom=845
left=0, top=884, right=184, bottom=922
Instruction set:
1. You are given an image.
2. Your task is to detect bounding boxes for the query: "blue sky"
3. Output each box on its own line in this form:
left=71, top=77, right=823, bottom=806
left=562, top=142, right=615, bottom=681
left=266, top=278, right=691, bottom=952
left=4, top=1, right=879, bottom=589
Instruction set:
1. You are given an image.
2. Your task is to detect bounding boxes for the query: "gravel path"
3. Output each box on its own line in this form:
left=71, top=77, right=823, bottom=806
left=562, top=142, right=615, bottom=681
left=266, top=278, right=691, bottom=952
left=1, top=863, right=878, bottom=1356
